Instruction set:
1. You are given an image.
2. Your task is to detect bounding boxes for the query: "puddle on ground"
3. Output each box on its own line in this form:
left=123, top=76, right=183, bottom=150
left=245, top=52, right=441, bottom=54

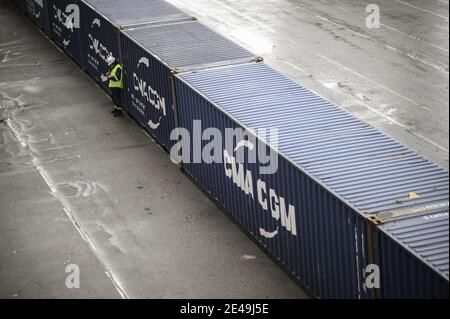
left=57, top=181, right=109, bottom=198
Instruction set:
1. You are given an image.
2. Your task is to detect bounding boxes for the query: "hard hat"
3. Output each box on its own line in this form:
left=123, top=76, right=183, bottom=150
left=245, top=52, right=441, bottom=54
left=106, top=56, right=116, bottom=66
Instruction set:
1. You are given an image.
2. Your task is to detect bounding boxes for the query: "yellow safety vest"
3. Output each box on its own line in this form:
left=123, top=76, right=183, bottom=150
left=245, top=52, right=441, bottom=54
left=108, top=64, right=124, bottom=89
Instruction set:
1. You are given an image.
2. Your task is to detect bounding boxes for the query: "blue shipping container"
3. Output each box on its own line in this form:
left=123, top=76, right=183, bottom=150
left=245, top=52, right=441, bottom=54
left=120, top=20, right=257, bottom=151
left=376, top=209, right=449, bottom=298
left=80, top=0, right=191, bottom=93
left=47, top=0, right=82, bottom=66
left=25, top=0, right=50, bottom=34
left=25, top=0, right=35, bottom=18
left=175, top=63, right=449, bottom=298
left=11, top=0, right=26, bottom=11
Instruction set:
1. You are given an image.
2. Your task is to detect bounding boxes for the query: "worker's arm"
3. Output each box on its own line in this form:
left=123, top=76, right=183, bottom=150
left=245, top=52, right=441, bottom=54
left=105, top=66, right=114, bottom=79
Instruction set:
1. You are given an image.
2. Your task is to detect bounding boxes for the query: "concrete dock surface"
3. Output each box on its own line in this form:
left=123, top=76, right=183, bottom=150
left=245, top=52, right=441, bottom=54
left=0, top=0, right=448, bottom=299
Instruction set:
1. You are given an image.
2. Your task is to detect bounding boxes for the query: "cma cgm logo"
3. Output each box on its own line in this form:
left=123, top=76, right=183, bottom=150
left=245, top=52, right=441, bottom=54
left=88, top=19, right=113, bottom=63
left=33, top=0, right=44, bottom=19
left=53, top=3, right=80, bottom=46
left=224, top=141, right=298, bottom=239
left=133, top=57, right=167, bottom=130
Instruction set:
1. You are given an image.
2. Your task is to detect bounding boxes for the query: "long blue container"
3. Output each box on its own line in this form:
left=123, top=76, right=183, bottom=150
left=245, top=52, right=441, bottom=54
left=175, top=63, right=449, bottom=299
left=25, top=0, right=50, bottom=34
left=80, top=0, right=191, bottom=93
left=120, top=20, right=257, bottom=151
left=47, top=0, right=82, bottom=66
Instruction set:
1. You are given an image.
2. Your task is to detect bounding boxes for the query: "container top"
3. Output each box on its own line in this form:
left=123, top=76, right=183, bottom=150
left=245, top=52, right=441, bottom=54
left=122, top=20, right=255, bottom=71
left=178, top=63, right=449, bottom=218
left=178, top=63, right=449, bottom=279
left=380, top=211, right=449, bottom=279
left=82, top=0, right=191, bottom=27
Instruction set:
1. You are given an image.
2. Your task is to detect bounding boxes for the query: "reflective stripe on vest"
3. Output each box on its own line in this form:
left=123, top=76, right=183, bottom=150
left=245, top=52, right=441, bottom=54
left=108, top=64, right=124, bottom=89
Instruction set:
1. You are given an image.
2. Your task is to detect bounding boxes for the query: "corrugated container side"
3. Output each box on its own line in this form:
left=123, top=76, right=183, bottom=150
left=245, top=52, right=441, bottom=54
left=120, top=32, right=176, bottom=151
left=25, top=0, right=34, bottom=17
left=175, top=63, right=448, bottom=298
left=175, top=73, right=369, bottom=299
left=376, top=212, right=449, bottom=298
left=25, top=0, right=50, bottom=34
left=79, top=0, right=122, bottom=92
left=47, top=0, right=82, bottom=66
left=119, top=21, right=256, bottom=152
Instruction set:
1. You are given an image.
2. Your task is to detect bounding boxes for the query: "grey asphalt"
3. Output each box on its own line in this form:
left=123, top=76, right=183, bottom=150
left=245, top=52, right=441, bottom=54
left=1, top=0, right=448, bottom=299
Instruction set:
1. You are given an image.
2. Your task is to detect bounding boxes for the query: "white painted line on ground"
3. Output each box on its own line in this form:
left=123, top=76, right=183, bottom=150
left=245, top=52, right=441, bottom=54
left=208, top=0, right=437, bottom=114
left=394, top=0, right=449, bottom=20
left=182, top=0, right=448, bottom=155
left=33, top=159, right=58, bottom=194
left=7, top=119, right=130, bottom=300
left=333, top=3, right=449, bottom=53
left=291, top=0, right=449, bottom=75
left=318, top=80, right=449, bottom=153
left=6, top=118, right=27, bottom=148
left=105, top=271, right=129, bottom=300
left=315, top=53, right=432, bottom=111
left=314, top=14, right=449, bottom=76
left=62, top=207, right=130, bottom=300
left=379, top=22, right=448, bottom=53
left=315, top=14, right=370, bottom=40
left=280, top=60, right=309, bottom=75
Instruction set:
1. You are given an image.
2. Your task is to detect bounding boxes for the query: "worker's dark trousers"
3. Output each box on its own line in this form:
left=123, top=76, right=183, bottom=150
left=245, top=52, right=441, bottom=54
left=111, top=88, right=123, bottom=109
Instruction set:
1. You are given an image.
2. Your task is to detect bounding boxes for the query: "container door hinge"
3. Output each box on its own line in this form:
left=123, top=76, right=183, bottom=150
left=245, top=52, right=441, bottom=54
left=367, top=215, right=383, bottom=225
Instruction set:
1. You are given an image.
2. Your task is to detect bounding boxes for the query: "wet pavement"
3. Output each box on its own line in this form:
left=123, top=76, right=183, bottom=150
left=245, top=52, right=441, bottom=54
left=168, top=0, right=449, bottom=169
left=0, top=0, right=448, bottom=299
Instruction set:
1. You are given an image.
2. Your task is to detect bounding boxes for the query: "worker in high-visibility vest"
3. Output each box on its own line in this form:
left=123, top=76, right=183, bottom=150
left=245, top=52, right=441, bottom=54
left=106, top=56, right=124, bottom=117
